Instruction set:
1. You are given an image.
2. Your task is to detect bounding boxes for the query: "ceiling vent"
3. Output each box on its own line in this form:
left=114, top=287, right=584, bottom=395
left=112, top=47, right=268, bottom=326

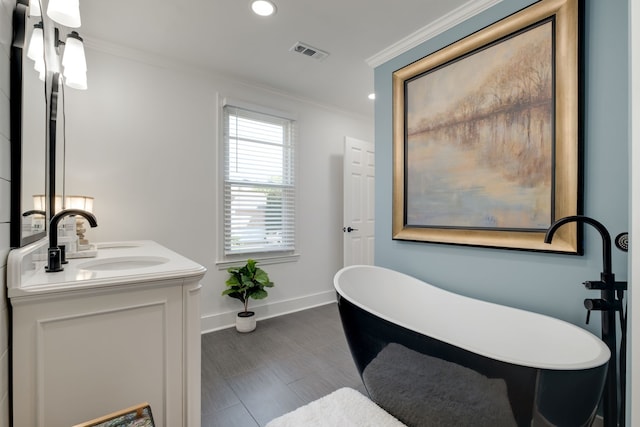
left=289, top=42, right=329, bottom=61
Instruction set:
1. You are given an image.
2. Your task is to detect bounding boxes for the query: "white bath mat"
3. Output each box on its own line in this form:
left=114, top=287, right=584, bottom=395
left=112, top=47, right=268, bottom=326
left=265, top=387, right=406, bottom=427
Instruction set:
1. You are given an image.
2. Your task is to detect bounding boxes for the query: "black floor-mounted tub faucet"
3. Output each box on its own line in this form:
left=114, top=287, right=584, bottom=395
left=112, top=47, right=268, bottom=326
left=545, top=215, right=627, bottom=427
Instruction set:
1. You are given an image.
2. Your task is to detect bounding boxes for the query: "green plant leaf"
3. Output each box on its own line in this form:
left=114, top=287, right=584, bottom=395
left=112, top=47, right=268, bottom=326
left=221, top=289, right=246, bottom=303
left=225, top=275, right=240, bottom=286
left=251, top=289, right=268, bottom=300
left=222, top=259, right=274, bottom=310
left=254, top=269, right=269, bottom=284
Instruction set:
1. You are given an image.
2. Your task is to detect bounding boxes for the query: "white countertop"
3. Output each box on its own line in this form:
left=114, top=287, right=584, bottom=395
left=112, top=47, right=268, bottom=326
left=8, top=239, right=207, bottom=299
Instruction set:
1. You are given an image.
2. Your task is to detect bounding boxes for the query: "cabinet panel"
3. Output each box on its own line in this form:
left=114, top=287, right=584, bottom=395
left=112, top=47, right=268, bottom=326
left=13, top=284, right=184, bottom=427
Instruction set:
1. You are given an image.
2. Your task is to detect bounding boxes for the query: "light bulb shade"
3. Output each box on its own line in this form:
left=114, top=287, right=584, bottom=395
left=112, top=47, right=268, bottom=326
left=33, top=195, right=94, bottom=212
left=33, top=195, right=64, bottom=212
left=34, top=56, right=45, bottom=73
left=62, top=32, right=86, bottom=72
left=29, top=0, right=42, bottom=17
left=32, top=195, right=44, bottom=211
left=63, top=68, right=87, bottom=90
left=27, top=25, right=44, bottom=62
left=66, top=195, right=94, bottom=212
left=47, top=0, right=81, bottom=28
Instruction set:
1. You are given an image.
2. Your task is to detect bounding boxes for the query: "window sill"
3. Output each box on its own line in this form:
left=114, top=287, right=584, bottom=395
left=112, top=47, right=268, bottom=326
left=216, top=253, right=300, bottom=270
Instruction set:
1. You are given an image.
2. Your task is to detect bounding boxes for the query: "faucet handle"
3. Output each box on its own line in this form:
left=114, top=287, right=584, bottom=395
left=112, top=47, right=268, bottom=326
left=585, top=298, right=608, bottom=310
left=583, top=280, right=606, bottom=290
left=583, top=280, right=627, bottom=291
left=584, top=298, right=607, bottom=325
left=60, top=244, right=68, bottom=265
left=584, top=298, right=622, bottom=316
left=614, top=281, right=628, bottom=291
left=45, top=247, right=63, bottom=272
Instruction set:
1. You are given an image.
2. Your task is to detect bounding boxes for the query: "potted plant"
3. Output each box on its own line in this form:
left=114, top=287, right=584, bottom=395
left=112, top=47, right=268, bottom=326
left=222, top=259, right=274, bottom=332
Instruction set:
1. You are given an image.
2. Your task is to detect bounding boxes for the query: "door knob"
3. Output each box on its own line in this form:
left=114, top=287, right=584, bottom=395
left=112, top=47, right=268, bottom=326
left=343, top=226, right=358, bottom=233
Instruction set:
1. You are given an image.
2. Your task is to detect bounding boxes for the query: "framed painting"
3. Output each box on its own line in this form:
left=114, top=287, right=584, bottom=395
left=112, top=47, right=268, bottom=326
left=392, top=0, right=581, bottom=253
left=72, top=402, right=155, bottom=427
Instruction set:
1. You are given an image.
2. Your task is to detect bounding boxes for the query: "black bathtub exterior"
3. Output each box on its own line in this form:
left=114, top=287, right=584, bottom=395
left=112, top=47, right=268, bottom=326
left=337, top=294, right=608, bottom=427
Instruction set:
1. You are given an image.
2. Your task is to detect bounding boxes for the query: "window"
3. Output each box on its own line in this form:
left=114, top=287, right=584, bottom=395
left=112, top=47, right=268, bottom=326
left=223, top=104, right=296, bottom=257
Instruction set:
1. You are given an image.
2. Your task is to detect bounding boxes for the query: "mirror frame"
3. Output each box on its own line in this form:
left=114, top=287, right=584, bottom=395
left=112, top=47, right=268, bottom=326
left=10, top=1, right=47, bottom=247
left=48, top=72, right=61, bottom=222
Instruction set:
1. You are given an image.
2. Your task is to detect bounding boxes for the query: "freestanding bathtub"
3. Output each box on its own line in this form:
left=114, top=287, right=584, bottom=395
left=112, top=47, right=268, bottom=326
left=334, top=265, right=610, bottom=427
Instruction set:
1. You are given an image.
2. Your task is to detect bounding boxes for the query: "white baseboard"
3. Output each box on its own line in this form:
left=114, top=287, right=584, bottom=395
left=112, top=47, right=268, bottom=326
left=201, top=290, right=337, bottom=334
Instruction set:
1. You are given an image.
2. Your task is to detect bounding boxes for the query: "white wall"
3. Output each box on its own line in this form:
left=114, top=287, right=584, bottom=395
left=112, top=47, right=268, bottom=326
left=62, top=45, right=373, bottom=332
left=630, top=0, right=639, bottom=423
left=0, top=1, right=15, bottom=425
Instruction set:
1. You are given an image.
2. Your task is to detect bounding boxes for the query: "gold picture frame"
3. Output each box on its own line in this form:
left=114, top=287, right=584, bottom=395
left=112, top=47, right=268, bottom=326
left=72, top=402, right=155, bottom=427
left=392, top=0, right=581, bottom=253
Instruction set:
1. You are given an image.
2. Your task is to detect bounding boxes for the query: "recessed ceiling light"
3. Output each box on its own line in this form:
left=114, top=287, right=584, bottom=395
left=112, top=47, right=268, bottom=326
left=368, top=93, right=376, bottom=100
left=251, top=0, right=277, bottom=17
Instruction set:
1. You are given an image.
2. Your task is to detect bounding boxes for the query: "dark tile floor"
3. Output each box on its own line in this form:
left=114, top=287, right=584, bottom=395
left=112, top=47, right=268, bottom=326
left=201, top=303, right=365, bottom=427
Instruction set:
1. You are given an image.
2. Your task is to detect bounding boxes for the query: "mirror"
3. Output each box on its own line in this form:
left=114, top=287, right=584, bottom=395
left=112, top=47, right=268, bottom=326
left=48, top=72, right=66, bottom=219
left=10, top=1, right=48, bottom=247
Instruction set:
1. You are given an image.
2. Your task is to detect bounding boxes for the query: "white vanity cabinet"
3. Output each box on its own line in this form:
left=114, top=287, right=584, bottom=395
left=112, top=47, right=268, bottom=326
left=8, top=240, right=206, bottom=427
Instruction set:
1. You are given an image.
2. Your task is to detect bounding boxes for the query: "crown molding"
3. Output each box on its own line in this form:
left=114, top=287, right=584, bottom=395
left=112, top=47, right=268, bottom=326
left=83, top=37, right=190, bottom=72
left=366, top=0, right=503, bottom=68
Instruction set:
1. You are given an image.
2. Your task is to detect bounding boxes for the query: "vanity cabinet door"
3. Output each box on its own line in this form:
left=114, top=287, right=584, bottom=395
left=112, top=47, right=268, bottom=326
left=12, top=281, right=185, bottom=427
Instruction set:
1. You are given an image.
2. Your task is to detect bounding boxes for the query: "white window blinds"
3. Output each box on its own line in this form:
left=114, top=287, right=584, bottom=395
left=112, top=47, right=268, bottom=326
left=223, top=105, right=296, bottom=256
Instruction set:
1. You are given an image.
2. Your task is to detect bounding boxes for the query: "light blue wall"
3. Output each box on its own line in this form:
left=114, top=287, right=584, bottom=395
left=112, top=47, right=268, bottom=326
left=374, top=0, right=629, bottom=335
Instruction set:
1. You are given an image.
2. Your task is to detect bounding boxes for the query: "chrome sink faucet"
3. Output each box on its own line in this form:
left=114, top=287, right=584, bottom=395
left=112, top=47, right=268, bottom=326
left=46, top=209, right=98, bottom=272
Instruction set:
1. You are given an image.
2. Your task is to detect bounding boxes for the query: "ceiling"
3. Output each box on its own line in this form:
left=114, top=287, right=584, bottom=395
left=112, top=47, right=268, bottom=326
left=79, top=0, right=475, bottom=117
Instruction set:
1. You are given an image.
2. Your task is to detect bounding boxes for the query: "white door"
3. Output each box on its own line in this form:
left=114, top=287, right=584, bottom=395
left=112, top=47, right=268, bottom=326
left=343, top=137, right=375, bottom=266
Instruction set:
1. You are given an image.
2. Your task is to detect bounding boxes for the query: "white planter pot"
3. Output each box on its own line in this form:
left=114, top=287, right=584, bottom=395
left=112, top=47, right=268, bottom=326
left=236, top=311, right=256, bottom=333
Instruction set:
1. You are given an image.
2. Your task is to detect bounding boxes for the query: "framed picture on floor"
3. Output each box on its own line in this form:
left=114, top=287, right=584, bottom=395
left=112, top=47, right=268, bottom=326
left=72, top=403, right=155, bottom=427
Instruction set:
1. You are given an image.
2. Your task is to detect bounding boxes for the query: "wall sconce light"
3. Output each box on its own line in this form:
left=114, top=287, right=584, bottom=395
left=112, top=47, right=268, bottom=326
left=33, top=194, right=63, bottom=213
left=61, top=31, right=87, bottom=90
left=65, top=195, right=94, bottom=211
left=47, top=0, right=81, bottom=28
left=65, top=195, right=94, bottom=248
left=55, top=29, right=88, bottom=90
left=26, top=21, right=43, bottom=61
left=25, top=3, right=88, bottom=89
left=26, top=22, right=46, bottom=81
left=34, top=194, right=95, bottom=249
left=28, top=0, right=41, bottom=17
left=34, top=57, right=45, bottom=81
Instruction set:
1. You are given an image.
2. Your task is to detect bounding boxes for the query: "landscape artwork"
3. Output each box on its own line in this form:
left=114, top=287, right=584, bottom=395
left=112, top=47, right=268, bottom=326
left=404, top=20, right=553, bottom=231
left=392, top=0, right=581, bottom=252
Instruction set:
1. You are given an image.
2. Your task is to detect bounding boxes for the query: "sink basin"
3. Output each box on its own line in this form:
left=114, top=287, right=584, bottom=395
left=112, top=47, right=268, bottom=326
left=78, top=256, right=170, bottom=271
left=8, top=240, right=207, bottom=297
left=96, top=242, right=143, bottom=250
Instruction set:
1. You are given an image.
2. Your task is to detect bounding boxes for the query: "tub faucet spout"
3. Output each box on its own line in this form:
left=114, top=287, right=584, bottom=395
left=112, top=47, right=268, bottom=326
left=544, top=215, right=612, bottom=279
left=46, top=209, right=98, bottom=273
